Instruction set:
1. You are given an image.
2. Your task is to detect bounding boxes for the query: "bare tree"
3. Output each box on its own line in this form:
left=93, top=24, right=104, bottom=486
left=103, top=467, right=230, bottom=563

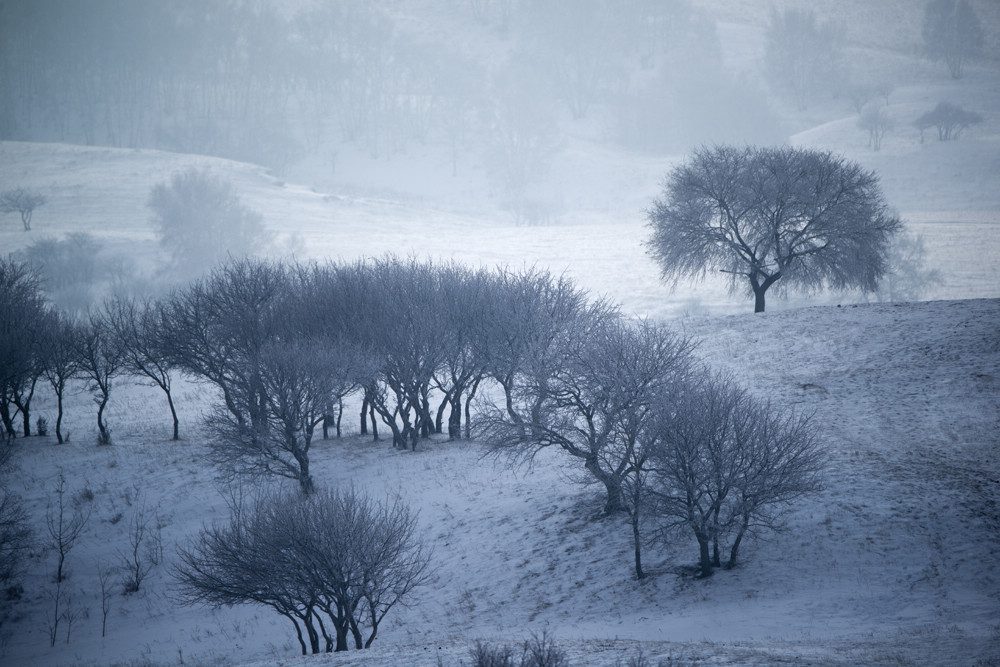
left=643, top=374, right=824, bottom=577
left=76, top=311, right=124, bottom=445
left=858, top=106, right=893, bottom=151
left=104, top=298, right=180, bottom=440
left=481, top=315, right=693, bottom=521
left=914, top=101, right=983, bottom=141
left=208, top=337, right=367, bottom=494
left=45, top=473, right=92, bottom=646
left=0, top=187, right=46, bottom=231
left=0, top=258, right=48, bottom=439
left=119, top=499, right=158, bottom=594
left=159, top=258, right=288, bottom=437
left=922, top=0, right=984, bottom=79
left=148, top=168, right=269, bottom=275
left=646, top=145, right=902, bottom=313
left=97, top=561, right=114, bottom=637
left=0, top=487, right=32, bottom=610
left=175, top=487, right=431, bottom=655
left=868, top=231, right=943, bottom=303
left=40, top=311, right=82, bottom=444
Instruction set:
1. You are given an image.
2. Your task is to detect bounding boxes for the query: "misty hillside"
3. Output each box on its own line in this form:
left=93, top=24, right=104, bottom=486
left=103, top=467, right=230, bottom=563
left=1, top=1, right=999, bottom=666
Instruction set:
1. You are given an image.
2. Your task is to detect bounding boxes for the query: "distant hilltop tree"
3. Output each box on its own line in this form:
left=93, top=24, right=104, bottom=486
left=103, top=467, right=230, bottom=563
left=922, top=0, right=984, bottom=79
left=646, top=145, right=902, bottom=313
left=0, top=187, right=46, bottom=231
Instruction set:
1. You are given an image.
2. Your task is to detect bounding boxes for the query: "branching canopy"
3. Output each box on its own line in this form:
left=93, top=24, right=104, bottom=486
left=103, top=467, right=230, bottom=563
left=646, top=145, right=902, bottom=312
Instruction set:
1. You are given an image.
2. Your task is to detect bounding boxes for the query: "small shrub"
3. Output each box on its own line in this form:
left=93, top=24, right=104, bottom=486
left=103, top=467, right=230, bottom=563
left=521, top=631, right=568, bottom=667
left=469, top=633, right=569, bottom=667
left=470, top=641, right=518, bottom=667
left=35, top=417, right=48, bottom=437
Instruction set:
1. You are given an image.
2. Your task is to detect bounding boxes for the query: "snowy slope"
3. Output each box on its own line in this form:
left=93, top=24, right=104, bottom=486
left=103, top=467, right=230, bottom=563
left=2, top=299, right=997, bottom=667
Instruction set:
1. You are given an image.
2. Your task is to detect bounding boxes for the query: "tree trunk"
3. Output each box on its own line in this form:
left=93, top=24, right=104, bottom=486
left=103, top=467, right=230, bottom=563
left=584, top=457, right=626, bottom=514
left=727, top=518, right=750, bottom=569
left=287, top=616, right=306, bottom=655
left=464, top=378, right=481, bottom=440
left=166, top=389, right=179, bottom=441
left=696, top=534, right=714, bottom=578
left=360, top=396, right=368, bottom=435
left=55, top=389, right=65, bottom=444
left=631, top=509, right=644, bottom=579
left=0, top=402, right=14, bottom=439
left=97, top=394, right=110, bottom=444
left=448, top=393, right=462, bottom=440
left=750, top=272, right=781, bottom=313
left=753, top=285, right=767, bottom=313
left=435, top=390, right=450, bottom=434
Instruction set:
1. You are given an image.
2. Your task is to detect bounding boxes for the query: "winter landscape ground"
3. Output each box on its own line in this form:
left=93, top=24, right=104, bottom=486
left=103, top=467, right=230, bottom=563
left=2, top=1, right=1000, bottom=665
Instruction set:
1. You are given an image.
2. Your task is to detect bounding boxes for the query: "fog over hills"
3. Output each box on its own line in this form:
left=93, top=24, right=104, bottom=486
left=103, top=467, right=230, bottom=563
left=0, top=1, right=998, bottom=665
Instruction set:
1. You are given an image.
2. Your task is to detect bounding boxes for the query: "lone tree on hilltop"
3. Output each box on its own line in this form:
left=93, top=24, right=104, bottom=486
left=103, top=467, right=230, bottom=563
left=0, top=188, right=46, bottom=231
left=922, top=0, right=984, bottom=79
left=646, top=145, right=902, bottom=313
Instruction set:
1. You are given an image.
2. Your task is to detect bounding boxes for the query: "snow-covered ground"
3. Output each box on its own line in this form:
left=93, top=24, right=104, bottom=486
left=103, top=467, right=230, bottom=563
left=1, top=299, right=997, bottom=666
left=2, top=2, right=999, bottom=663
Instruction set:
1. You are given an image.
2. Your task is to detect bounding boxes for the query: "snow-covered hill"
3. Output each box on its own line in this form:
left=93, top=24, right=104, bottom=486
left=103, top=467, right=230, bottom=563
left=2, top=299, right=997, bottom=666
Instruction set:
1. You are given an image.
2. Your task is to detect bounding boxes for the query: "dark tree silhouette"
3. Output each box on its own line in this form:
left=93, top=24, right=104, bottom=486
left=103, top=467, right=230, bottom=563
left=646, top=145, right=902, bottom=313
left=914, top=102, right=983, bottom=141
left=175, top=488, right=430, bottom=654
left=0, top=259, right=48, bottom=439
left=0, top=187, right=46, bottom=231
left=644, top=374, right=823, bottom=578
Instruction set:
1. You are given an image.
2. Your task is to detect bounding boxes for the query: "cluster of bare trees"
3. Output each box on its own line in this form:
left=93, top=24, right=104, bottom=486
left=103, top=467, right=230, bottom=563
left=478, top=312, right=824, bottom=579
left=175, top=488, right=430, bottom=654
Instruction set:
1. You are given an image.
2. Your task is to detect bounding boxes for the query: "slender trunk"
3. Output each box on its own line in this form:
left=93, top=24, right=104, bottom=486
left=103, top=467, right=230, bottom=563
left=336, top=398, right=343, bottom=438
left=313, top=613, right=333, bottom=653
left=289, top=614, right=307, bottom=655
left=360, top=395, right=369, bottom=435
left=364, top=620, right=378, bottom=649
left=166, top=389, right=179, bottom=441
left=304, top=609, right=320, bottom=654
left=435, top=389, right=450, bottom=434
left=349, top=614, right=364, bottom=650
left=97, top=393, right=110, bottom=444
left=20, top=402, right=30, bottom=437
left=631, top=509, right=644, bottom=579
left=55, top=389, right=65, bottom=444
left=448, top=392, right=462, bottom=440
left=464, top=377, right=481, bottom=440
left=727, top=517, right=750, bottom=569
left=419, top=390, right=432, bottom=438
left=369, top=403, right=379, bottom=441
